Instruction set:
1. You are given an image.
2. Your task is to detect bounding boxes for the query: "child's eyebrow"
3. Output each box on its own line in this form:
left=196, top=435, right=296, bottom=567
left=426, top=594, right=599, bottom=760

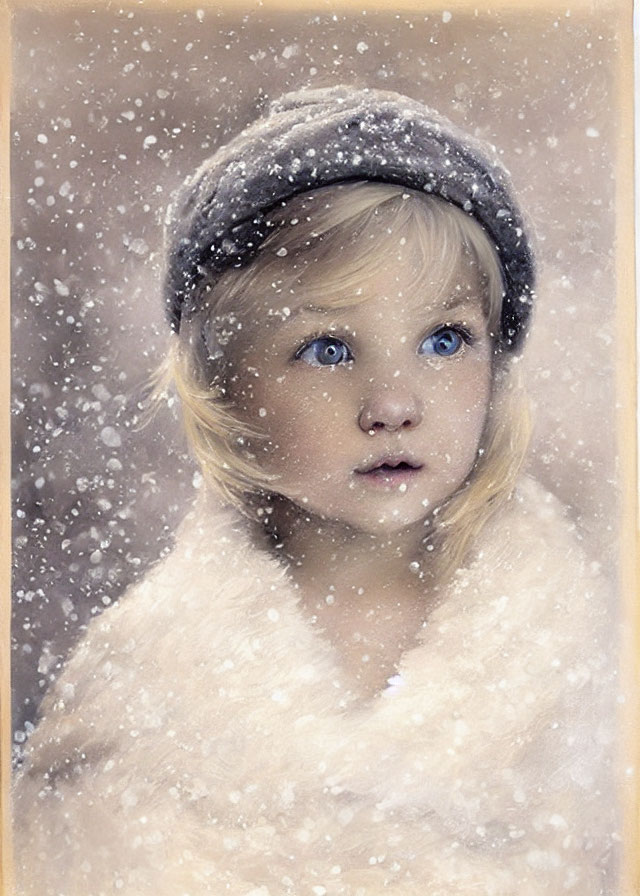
left=278, top=295, right=484, bottom=324
left=280, top=303, right=343, bottom=322
left=440, top=294, right=485, bottom=314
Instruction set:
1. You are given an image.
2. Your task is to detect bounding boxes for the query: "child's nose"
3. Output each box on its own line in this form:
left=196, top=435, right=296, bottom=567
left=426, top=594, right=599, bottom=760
left=358, top=388, right=423, bottom=433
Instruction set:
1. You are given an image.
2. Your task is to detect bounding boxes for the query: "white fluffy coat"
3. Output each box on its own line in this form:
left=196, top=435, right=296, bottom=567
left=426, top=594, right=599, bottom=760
left=13, top=477, right=619, bottom=895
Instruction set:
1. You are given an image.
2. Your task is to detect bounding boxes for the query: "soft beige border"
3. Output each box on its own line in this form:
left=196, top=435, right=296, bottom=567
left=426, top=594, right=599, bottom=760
left=1, top=1, right=636, bottom=894
left=1, top=1, right=12, bottom=892
left=0, top=0, right=630, bottom=9
left=614, top=3, right=639, bottom=892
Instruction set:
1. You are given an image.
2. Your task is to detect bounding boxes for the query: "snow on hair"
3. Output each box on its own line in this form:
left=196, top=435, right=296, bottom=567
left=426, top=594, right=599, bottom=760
left=161, top=181, right=530, bottom=583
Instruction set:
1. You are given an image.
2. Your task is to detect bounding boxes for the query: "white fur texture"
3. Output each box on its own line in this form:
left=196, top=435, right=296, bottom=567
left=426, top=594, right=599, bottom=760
left=13, top=477, right=620, bottom=895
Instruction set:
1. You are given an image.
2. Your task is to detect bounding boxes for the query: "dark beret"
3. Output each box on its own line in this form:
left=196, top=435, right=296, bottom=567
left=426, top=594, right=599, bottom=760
left=163, top=85, right=535, bottom=350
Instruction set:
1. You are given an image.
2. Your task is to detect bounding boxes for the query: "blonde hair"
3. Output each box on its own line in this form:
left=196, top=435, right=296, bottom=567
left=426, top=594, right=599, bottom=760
left=158, top=181, right=531, bottom=583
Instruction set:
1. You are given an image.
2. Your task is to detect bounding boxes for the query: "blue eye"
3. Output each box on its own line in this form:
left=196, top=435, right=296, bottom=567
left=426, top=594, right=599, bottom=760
left=296, top=336, right=353, bottom=367
left=420, top=327, right=466, bottom=357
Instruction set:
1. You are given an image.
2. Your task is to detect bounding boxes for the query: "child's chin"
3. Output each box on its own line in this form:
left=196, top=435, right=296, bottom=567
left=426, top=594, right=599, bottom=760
left=279, top=495, right=431, bottom=537
left=341, top=508, right=431, bottom=537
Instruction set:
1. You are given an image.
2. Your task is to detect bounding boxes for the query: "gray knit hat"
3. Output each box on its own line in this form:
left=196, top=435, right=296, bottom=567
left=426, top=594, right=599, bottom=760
left=164, top=85, right=535, bottom=350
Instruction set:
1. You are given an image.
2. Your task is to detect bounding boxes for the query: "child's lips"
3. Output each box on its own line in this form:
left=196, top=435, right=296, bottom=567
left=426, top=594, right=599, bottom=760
left=354, top=459, right=424, bottom=485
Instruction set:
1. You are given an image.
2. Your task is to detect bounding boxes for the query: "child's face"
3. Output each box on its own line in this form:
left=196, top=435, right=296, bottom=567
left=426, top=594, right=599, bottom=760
left=222, top=244, right=493, bottom=536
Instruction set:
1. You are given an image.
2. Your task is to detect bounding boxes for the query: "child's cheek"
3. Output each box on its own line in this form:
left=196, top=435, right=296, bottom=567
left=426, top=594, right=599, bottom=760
left=419, top=360, right=492, bottom=463
left=267, top=386, right=350, bottom=454
left=420, top=351, right=490, bottom=399
left=251, top=379, right=354, bottom=480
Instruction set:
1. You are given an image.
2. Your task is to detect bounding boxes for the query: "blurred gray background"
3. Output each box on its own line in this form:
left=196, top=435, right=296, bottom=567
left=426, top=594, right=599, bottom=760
left=11, top=5, right=620, bottom=753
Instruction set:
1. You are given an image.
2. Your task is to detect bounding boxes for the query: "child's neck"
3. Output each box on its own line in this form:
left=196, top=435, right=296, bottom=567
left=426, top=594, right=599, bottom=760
left=257, top=496, right=437, bottom=698
left=263, top=493, right=432, bottom=584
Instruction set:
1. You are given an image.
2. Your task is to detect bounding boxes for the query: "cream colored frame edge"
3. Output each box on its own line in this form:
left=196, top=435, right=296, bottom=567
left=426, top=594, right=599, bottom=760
left=0, top=0, right=636, bottom=893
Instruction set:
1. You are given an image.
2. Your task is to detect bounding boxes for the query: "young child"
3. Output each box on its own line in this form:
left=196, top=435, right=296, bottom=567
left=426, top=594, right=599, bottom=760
left=13, top=87, right=618, bottom=895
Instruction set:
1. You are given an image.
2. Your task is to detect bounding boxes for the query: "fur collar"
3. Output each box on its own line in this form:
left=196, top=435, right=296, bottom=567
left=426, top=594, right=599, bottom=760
left=14, top=476, right=619, bottom=895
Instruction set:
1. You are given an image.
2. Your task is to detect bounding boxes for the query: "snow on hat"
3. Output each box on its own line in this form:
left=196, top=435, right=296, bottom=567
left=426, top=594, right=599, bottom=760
left=164, top=85, right=535, bottom=350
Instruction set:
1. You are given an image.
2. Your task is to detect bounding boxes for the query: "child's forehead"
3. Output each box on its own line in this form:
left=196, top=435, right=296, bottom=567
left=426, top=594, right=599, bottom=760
left=243, top=253, right=485, bottom=325
left=209, top=198, right=497, bottom=334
